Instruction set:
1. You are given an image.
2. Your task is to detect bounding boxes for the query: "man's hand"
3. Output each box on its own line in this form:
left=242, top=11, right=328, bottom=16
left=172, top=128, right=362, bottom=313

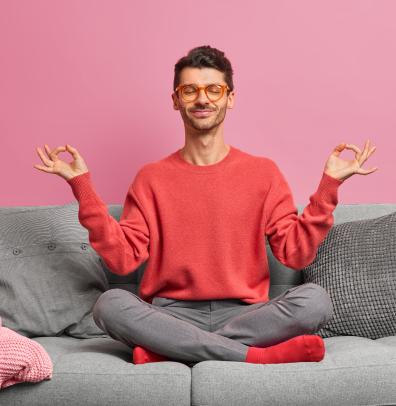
left=323, top=140, right=378, bottom=182
left=33, top=144, right=89, bottom=181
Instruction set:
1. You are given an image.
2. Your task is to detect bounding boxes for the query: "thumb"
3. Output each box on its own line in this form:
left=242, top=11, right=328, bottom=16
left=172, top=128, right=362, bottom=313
left=356, top=167, right=378, bottom=175
left=65, top=144, right=79, bottom=159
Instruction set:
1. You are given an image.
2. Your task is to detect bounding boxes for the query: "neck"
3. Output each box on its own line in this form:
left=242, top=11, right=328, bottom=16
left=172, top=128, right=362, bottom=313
left=181, top=118, right=231, bottom=165
left=180, top=142, right=230, bottom=166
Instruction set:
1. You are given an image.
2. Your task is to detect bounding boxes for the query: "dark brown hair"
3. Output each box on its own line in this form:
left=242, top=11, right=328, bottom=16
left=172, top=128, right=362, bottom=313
left=173, top=45, right=234, bottom=94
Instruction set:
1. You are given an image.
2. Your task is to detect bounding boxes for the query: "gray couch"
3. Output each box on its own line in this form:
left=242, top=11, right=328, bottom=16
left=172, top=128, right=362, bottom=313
left=1, top=203, right=396, bottom=406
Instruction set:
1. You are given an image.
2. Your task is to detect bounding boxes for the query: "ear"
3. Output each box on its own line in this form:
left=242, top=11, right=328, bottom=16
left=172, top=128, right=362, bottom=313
left=227, top=90, right=235, bottom=109
left=172, top=93, right=180, bottom=111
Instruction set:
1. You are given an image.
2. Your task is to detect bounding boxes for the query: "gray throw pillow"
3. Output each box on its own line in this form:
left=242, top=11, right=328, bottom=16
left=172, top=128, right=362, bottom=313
left=301, top=211, right=396, bottom=339
left=0, top=203, right=110, bottom=338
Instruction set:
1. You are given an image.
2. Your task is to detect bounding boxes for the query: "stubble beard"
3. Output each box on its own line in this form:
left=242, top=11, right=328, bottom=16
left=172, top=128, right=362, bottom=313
left=182, top=104, right=227, bottom=133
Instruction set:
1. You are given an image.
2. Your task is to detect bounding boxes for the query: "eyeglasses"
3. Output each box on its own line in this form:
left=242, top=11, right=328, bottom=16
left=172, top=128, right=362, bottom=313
left=175, top=83, right=231, bottom=102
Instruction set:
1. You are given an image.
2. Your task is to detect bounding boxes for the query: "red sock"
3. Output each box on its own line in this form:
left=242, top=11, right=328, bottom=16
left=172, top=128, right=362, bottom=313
left=245, top=335, right=325, bottom=364
left=132, top=345, right=170, bottom=364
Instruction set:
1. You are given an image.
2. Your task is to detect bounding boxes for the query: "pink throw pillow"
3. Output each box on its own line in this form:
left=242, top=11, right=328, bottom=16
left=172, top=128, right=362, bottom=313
left=0, top=316, right=53, bottom=389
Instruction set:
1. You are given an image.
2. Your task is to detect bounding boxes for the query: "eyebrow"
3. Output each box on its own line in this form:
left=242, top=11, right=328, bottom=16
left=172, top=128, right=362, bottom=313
left=181, top=82, right=224, bottom=86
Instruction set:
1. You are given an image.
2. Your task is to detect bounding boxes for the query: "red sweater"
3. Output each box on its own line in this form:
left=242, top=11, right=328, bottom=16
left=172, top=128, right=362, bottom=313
left=67, top=145, right=343, bottom=304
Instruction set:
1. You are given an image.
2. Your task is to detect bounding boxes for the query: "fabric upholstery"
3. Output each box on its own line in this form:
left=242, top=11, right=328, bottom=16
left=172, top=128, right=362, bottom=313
left=0, top=203, right=109, bottom=338
left=302, top=211, right=396, bottom=339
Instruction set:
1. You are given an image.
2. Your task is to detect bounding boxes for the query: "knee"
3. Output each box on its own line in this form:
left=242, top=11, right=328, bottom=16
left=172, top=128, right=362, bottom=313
left=296, top=283, right=334, bottom=331
left=92, top=288, right=130, bottom=324
left=311, top=283, right=333, bottom=320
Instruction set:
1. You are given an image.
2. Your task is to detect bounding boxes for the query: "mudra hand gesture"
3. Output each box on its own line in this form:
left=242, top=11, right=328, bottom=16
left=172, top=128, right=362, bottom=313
left=324, top=140, right=378, bottom=182
left=33, top=144, right=89, bottom=181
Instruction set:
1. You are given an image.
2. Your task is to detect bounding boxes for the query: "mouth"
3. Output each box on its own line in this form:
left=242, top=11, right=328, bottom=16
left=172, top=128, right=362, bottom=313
left=191, top=109, right=214, bottom=118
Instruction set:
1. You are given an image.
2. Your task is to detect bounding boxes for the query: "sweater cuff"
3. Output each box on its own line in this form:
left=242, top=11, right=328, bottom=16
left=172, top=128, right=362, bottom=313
left=314, top=172, right=344, bottom=207
left=67, top=172, right=101, bottom=202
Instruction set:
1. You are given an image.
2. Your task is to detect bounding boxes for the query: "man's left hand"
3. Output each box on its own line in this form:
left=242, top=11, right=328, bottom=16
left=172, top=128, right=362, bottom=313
left=324, top=140, right=378, bottom=182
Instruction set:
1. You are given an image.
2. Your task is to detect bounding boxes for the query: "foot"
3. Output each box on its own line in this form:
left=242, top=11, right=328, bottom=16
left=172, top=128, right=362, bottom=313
left=132, top=345, right=170, bottom=364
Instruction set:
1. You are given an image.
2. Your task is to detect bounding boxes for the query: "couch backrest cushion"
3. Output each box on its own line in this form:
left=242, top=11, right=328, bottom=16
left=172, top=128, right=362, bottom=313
left=0, top=203, right=109, bottom=338
left=302, top=209, right=396, bottom=339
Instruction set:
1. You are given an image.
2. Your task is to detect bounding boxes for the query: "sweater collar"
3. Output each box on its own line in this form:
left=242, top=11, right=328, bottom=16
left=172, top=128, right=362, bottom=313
left=169, top=145, right=238, bottom=173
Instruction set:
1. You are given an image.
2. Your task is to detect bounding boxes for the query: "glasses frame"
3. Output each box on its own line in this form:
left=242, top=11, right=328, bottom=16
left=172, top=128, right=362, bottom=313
left=175, top=83, right=231, bottom=102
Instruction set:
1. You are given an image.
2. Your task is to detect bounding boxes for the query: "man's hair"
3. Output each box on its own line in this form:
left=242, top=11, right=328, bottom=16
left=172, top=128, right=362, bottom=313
left=173, top=45, right=234, bottom=94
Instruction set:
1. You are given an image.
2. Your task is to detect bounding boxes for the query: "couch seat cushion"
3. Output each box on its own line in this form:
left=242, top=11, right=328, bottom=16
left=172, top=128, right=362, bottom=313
left=192, top=335, right=396, bottom=406
left=0, top=335, right=191, bottom=406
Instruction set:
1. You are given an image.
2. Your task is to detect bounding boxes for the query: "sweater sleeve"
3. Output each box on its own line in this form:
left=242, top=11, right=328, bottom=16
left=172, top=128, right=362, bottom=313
left=67, top=172, right=150, bottom=276
left=263, top=161, right=344, bottom=270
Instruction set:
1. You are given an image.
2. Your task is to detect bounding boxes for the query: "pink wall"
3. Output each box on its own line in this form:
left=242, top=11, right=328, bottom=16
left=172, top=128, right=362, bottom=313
left=1, top=0, right=395, bottom=206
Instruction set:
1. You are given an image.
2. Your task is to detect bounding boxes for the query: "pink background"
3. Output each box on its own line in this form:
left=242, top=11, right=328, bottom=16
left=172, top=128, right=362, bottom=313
left=1, top=0, right=395, bottom=206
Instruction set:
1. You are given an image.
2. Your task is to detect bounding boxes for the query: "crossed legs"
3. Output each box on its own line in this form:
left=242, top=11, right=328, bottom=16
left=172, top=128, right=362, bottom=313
left=92, top=283, right=333, bottom=363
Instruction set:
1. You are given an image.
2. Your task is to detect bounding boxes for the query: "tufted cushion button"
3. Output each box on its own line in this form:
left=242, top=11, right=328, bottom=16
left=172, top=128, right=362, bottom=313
left=80, top=243, right=88, bottom=250
left=12, top=248, right=22, bottom=255
left=47, top=243, right=56, bottom=250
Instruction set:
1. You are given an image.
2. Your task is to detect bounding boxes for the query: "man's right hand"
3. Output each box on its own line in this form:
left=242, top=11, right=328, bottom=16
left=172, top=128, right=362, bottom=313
left=33, top=144, right=89, bottom=181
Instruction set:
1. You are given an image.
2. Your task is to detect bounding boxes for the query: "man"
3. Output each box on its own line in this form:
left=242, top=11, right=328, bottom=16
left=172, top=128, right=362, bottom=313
left=33, top=45, right=377, bottom=365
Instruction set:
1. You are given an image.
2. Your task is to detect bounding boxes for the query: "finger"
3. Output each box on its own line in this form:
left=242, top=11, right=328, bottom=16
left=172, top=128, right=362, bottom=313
left=65, top=144, right=80, bottom=160
left=359, top=139, right=371, bottom=164
left=332, top=143, right=347, bottom=157
left=44, top=144, right=52, bottom=159
left=45, top=145, right=66, bottom=160
left=367, top=145, right=376, bottom=158
left=33, top=163, right=54, bottom=173
left=49, top=146, right=67, bottom=160
left=360, top=141, right=377, bottom=165
left=344, top=144, right=362, bottom=160
left=36, top=147, right=54, bottom=167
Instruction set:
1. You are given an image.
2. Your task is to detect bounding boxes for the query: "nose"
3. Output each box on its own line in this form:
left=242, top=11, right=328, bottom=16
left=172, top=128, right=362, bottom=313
left=195, top=88, right=211, bottom=104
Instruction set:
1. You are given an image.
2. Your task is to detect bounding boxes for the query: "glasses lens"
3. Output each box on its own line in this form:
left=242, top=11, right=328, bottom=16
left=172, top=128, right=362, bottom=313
left=206, top=85, right=223, bottom=101
left=181, top=85, right=198, bottom=101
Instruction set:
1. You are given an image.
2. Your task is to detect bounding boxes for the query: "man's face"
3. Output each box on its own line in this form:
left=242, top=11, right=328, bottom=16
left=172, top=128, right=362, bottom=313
left=172, top=67, right=235, bottom=132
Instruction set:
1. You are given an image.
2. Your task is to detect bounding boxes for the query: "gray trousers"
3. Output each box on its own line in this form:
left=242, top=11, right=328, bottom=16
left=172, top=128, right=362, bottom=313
left=92, top=282, right=334, bottom=364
